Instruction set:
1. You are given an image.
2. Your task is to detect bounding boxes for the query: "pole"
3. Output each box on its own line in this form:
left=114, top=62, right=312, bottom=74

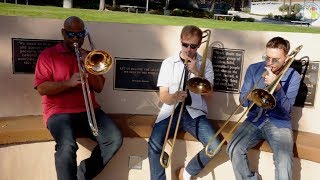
left=146, top=0, right=149, bottom=12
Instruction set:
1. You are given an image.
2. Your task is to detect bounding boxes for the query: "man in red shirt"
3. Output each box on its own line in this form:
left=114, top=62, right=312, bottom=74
left=34, top=16, right=123, bottom=180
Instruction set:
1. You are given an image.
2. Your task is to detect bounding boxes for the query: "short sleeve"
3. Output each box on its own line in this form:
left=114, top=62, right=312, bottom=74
left=34, top=51, right=53, bottom=89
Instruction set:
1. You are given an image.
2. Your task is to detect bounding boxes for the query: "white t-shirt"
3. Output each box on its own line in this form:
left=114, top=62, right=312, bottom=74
left=155, top=52, right=214, bottom=123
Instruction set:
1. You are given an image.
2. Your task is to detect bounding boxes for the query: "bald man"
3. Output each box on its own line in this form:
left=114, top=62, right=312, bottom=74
left=34, top=16, right=123, bottom=180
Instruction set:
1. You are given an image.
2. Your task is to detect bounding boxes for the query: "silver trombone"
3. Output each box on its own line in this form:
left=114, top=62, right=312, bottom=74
left=73, top=29, right=113, bottom=136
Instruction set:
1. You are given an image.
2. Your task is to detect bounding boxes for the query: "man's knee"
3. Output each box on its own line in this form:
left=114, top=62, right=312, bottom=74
left=106, top=131, right=123, bottom=153
left=113, top=134, right=123, bottom=150
left=206, top=142, right=222, bottom=157
left=226, top=142, right=242, bottom=159
left=55, top=143, right=78, bottom=159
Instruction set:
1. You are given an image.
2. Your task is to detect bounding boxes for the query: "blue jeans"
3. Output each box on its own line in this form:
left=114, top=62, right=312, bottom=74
left=148, top=106, right=221, bottom=180
left=226, top=119, right=293, bottom=180
left=47, top=109, right=123, bottom=180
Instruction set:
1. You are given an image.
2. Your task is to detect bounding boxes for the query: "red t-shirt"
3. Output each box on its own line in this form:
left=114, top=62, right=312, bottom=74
left=34, top=43, right=104, bottom=125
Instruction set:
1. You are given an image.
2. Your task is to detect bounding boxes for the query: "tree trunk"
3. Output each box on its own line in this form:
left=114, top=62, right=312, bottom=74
left=164, top=0, right=170, bottom=10
left=283, top=0, right=286, bottom=15
left=112, top=0, right=116, bottom=8
left=209, top=0, right=216, bottom=12
left=63, top=0, right=73, bottom=8
left=288, top=0, right=292, bottom=15
left=99, top=0, right=105, bottom=11
left=146, top=0, right=149, bottom=12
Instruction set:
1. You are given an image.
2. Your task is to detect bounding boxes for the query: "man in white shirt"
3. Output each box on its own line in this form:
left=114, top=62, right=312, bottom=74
left=148, top=25, right=221, bottom=180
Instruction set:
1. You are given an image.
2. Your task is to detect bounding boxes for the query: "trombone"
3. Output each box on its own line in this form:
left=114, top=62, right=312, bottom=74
left=159, top=29, right=212, bottom=168
left=187, top=29, right=212, bottom=94
left=73, top=29, right=113, bottom=136
left=205, top=45, right=303, bottom=157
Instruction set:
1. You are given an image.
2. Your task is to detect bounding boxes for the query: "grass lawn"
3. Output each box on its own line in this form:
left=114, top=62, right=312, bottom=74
left=0, top=2, right=320, bottom=34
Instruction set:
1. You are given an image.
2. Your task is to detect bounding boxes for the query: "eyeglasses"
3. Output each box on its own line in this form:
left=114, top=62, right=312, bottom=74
left=181, top=42, right=198, bottom=49
left=262, top=55, right=281, bottom=64
left=63, top=29, right=86, bottom=39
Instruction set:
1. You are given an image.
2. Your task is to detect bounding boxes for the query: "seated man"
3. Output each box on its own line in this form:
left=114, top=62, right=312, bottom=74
left=148, top=25, right=221, bottom=180
left=34, top=16, right=123, bottom=180
left=227, top=37, right=301, bottom=180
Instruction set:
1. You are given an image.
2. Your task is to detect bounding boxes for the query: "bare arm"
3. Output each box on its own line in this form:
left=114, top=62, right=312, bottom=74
left=159, top=87, right=187, bottom=105
left=36, top=73, right=82, bottom=96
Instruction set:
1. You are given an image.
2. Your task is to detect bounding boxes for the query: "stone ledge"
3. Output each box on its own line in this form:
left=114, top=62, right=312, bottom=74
left=1, top=115, right=320, bottom=163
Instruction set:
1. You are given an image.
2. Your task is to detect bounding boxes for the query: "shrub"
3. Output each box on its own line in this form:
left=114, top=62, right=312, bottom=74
left=233, top=16, right=255, bottom=22
left=242, top=7, right=251, bottom=13
left=283, top=14, right=299, bottom=21
left=170, top=8, right=211, bottom=19
left=274, top=15, right=283, bottom=20
left=279, top=4, right=289, bottom=13
left=267, top=13, right=273, bottom=18
left=148, top=9, right=164, bottom=15
left=292, top=4, right=302, bottom=14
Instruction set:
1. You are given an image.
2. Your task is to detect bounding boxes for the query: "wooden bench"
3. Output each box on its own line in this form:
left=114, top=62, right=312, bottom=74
left=119, top=5, right=146, bottom=13
left=291, top=20, right=310, bottom=27
left=213, top=14, right=235, bottom=21
left=1, top=115, right=320, bottom=163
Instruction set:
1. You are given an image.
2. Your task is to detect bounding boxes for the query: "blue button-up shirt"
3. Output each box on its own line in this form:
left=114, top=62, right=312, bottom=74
left=240, top=61, right=301, bottom=129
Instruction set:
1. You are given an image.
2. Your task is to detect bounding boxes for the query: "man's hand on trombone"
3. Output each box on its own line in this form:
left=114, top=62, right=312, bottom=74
left=68, top=73, right=83, bottom=87
left=180, top=51, right=199, bottom=76
left=264, top=67, right=281, bottom=91
left=174, top=90, right=188, bottom=103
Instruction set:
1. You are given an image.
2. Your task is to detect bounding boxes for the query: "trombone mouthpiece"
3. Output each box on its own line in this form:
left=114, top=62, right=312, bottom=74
left=73, top=42, right=78, bottom=47
left=262, top=71, right=268, bottom=78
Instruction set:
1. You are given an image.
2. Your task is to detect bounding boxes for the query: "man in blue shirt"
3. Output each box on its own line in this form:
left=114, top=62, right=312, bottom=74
left=227, top=37, right=301, bottom=180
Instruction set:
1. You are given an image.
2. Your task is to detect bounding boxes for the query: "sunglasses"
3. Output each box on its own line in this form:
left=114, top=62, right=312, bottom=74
left=181, top=42, right=198, bottom=49
left=63, top=29, right=86, bottom=39
left=262, top=55, right=281, bottom=64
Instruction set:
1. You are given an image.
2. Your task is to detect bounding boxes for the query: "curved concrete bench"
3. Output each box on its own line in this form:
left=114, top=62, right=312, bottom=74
left=1, top=115, right=320, bottom=163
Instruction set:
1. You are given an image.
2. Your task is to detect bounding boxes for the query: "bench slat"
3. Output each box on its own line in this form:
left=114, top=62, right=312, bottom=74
left=1, top=115, right=319, bottom=163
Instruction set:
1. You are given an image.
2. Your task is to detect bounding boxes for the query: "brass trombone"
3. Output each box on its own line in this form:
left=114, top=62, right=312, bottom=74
left=187, top=29, right=212, bottom=94
left=73, top=29, right=113, bottom=136
left=159, top=29, right=213, bottom=168
left=205, top=45, right=303, bottom=157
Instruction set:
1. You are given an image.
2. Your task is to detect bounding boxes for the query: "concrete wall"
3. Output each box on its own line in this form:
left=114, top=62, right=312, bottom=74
left=0, top=15, right=320, bottom=180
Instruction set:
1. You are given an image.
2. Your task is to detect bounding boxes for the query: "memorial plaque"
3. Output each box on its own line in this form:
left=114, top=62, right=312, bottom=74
left=211, top=48, right=244, bottom=93
left=114, top=58, right=162, bottom=91
left=12, top=38, right=61, bottom=74
left=291, top=59, right=319, bottom=107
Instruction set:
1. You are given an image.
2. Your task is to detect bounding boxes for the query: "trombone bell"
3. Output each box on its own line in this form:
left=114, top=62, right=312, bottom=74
left=187, top=77, right=212, bottom=94
left=85, top=50, right=113, bottom=75
left=251, top=89, right=276, bottom=109
left=186, top=29, right=212, bottom=95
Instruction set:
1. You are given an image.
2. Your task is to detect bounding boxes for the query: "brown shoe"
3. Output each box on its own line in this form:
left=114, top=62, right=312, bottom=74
left=176, top=167, right=184, bottom=180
